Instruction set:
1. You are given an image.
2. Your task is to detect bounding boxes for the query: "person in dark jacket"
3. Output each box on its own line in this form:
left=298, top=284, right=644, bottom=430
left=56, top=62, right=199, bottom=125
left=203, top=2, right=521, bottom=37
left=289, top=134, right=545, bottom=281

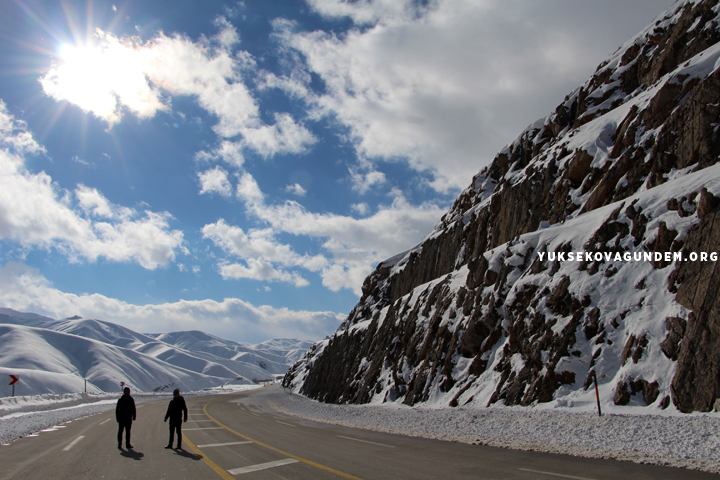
left=164, top=388, right=188, bottom=449
left=116, top=387, right=136, bottom=449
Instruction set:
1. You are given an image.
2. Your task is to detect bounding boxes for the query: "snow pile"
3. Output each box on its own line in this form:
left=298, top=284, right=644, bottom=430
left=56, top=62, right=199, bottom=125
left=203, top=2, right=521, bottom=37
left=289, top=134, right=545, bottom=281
left=0, top=392, right=117, bottom=416
left=0, top=396, right=148, bottom=446
left=269, top=387, right=720, bottom=473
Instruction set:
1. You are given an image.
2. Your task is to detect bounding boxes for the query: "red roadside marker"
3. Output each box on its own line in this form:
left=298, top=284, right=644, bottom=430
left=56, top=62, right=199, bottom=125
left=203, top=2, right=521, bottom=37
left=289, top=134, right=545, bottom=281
left=8, top=375, right=18, bottom=386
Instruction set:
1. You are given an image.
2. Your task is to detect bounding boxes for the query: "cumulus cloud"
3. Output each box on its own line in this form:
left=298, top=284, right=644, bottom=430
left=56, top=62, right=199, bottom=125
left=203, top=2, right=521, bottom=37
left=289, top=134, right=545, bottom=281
left=40, top=23, right=315, bottom=160
left=0, top=103, right=185, bottom=269
left=196, top=141, right=245, bottom=169
left=277, top=0, right=672, bottom=192
left=233, top=173, right=443, bottom=294
left=305, top=0, right=428, bottom=26
left=349, top=159, right=386, bottom=194
left=198, top=166, right=233, bottom=197
left=202, top=219, right=327, bottom=286
left=286, top=183, right=307, bottom=196
left=351, top=203, right=369, bottom=216
left=0, top=102, right=46, bottom=156
left=0, top=262, right=344, bottom=342
left=218, top=259, right=310, bottom=287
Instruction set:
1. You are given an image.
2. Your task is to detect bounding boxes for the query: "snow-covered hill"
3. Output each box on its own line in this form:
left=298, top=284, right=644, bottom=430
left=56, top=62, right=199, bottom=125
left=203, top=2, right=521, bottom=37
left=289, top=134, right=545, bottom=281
left=284, top=0, right=720, bottom=414
left=0, top=308, right=310, bottom=396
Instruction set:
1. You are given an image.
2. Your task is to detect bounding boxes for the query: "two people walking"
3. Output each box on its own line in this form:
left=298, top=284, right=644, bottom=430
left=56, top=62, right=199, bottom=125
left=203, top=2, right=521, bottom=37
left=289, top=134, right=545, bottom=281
left=114, top=387, right=188, bottom=451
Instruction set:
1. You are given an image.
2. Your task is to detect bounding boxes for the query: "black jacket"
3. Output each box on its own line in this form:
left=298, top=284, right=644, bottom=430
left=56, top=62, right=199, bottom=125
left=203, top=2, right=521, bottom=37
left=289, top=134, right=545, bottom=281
left=164, top=396, right=188, bottom=423
left=116, top=394, right=136, bottom=423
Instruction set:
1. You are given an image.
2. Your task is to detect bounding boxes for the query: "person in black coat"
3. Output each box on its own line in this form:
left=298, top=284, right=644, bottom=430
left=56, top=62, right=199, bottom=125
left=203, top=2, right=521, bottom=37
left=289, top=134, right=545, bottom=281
left=164, top=388, right=188, bottom=449
left=116, top=387, right=136, bottom=449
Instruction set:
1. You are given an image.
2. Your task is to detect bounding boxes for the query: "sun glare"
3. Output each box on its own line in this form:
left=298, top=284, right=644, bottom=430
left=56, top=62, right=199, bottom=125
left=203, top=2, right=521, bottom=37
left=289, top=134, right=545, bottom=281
left=40, top=31, right=165, bottom=124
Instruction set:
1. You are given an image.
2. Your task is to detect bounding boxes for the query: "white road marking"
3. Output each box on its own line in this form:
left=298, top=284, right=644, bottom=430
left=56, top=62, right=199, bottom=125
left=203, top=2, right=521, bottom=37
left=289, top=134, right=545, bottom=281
left=183, top=427, right=225, bottom=431
left=188, top=419, right=215, bottom=422
left=196, top=441, right=252, bottom=448
left=227, top=458, right=299, bottom=475
left=99, top=419, right=111, bottom=425
left=337, top=435, right=394, bottom=448
left=274, top=420, right=295, bottom=427
left=517, top=468, right=597, bottom=480
left=63, top=435, right=85, bottom=451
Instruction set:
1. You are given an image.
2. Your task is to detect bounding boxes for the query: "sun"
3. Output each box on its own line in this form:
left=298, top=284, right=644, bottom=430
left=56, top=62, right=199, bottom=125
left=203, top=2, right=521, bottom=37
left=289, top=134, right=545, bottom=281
left=48, top=42, right=119, bottom=120
left=40, top=30, right=165, bottom=125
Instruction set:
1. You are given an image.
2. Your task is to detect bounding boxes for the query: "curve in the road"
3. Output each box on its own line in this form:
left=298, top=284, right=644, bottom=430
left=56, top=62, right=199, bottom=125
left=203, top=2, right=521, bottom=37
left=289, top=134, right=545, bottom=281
left=182, top=397, right=363, bottom=480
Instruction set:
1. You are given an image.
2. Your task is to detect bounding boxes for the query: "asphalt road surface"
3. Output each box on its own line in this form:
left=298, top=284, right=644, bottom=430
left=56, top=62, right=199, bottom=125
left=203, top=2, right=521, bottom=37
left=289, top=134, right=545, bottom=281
left=1, top=386, right=716, bottom=480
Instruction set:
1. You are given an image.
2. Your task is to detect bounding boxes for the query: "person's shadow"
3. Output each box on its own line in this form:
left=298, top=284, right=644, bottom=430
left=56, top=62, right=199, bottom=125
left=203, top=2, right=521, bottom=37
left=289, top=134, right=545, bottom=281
left=119, top=447, right=144, bottom=460
left=173, top=448, right=202, bottom=460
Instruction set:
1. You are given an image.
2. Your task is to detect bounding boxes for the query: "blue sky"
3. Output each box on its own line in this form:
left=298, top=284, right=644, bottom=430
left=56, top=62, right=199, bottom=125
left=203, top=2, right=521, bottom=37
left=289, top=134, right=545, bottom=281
left=0, top=0, right=674, bottom=343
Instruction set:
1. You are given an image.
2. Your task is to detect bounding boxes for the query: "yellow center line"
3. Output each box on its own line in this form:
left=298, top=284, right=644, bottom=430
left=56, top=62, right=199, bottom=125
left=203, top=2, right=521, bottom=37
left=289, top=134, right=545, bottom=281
left=200, top=398, right=365, bottom=480
left=182, top=434, right=235, bottom=480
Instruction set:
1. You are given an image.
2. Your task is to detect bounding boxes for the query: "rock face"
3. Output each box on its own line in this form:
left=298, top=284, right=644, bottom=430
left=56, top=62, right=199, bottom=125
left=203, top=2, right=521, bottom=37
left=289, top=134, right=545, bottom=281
left=285, top=0, right=720, bottom=413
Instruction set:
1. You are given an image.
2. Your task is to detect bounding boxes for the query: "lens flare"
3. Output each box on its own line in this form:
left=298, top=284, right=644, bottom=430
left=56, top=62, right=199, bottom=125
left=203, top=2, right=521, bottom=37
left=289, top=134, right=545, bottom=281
left=40, top=30, right=165, bottom=125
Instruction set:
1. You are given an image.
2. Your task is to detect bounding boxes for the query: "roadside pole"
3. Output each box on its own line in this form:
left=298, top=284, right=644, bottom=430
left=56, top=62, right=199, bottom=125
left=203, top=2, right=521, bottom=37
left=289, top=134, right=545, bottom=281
left=9, top=374, right=19, bottom=397
left=592, top=371, right=602, bottom=416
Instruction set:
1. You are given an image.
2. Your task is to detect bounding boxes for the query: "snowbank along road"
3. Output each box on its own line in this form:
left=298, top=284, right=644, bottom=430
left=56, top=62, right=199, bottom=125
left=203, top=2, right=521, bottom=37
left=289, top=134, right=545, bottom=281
left=0, top=386, right=717, bottom=479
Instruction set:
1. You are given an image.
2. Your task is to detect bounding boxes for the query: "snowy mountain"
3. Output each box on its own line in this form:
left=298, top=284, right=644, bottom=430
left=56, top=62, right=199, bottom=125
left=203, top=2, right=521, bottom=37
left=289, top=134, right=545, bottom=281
left=0, top=308, right=310, bottom=396
left=151, top=330, right=314, bottom=376
left=284, top=0, right=720, bottom=414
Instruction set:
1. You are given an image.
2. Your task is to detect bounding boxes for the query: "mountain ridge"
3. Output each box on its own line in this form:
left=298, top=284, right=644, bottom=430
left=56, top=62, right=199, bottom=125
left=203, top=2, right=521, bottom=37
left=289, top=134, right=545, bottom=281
left=284, top=0, right=720, bottom=413
left=0, top=308, right=309, bottom=395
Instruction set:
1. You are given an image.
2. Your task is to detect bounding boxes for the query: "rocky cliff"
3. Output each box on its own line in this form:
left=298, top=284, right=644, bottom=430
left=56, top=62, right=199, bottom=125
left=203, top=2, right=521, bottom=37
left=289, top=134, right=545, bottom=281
left=284, top=0, right=720, bottom=413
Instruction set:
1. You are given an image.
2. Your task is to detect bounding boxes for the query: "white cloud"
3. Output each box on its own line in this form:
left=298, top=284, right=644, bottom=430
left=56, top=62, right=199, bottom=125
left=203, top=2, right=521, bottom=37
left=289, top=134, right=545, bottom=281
left=218, top=259, right=309, bottom=287
left=305, top=0, right=424, bottom=26
left=0, top=101, right=46, bottom=157
left=349, top=160, right=386, bottom=194
left=351, top=203, right=369, bottom=216
left=239, top=112, right=317, bottom=158
left=196, top=141, right=245, bottom=169
left=41, top=30, right=166, bottom=125
left=198, top=166, right=233, bottom=197
left=202, top=219, right=327, bottom=286
left=72, top=155, right=91, bottom=166
left=0, top=262, right=343, bottom=342
left=234, top=173, right=443, bottom=294
left=286, top=183, right=307, bottom=196
left=278, top=0, right=673, bottom=192
left=236, top=172, right=265, bottom=205
left=76, top=184, right=134, bottom=219
left=213, top=16, right=241, bottom=50
left=39, top=25, right=316, bottom=160
left=203, top=219, right=327, bottom=269
left=0, top=104, right=185, bottom=270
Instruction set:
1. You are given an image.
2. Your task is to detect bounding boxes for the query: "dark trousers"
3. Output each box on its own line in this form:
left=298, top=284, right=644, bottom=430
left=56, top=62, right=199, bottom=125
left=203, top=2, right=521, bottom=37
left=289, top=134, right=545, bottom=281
left=117, top=419, right=132, bottom=446
left=168, top=420, right=182, bottom=447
